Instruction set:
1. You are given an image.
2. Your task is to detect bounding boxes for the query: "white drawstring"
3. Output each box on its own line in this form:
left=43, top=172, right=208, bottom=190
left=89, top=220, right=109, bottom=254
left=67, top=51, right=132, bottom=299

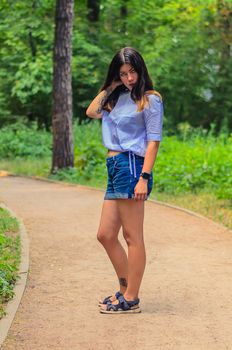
left=133, top=153, right=136, bottom=178
left=128, top=151, right=136, bottom=178
left=129, top=151, right=132, bottom=174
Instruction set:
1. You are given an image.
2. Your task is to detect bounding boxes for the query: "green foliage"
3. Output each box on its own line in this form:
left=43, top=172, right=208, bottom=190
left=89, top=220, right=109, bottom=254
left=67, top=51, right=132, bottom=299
left=48, top=121, right=108, bottom=186
left=0, top=0, right=54, bottom=126
left=155, top=127, right=232, bottom=201
left=12, top=55, right=52, bottom=104
left=0, top=208, right=20, bottom=319
left=1, top=0, right=232, bottom=132
left=73, top=121, right=107, bottom=180
left=72, top=31, right=104, bottom=122
left=0, top=121, right=231, bottom=202
left=0, top=121, right=52, bottom=158
left=70, top=121, right=232, bottom=202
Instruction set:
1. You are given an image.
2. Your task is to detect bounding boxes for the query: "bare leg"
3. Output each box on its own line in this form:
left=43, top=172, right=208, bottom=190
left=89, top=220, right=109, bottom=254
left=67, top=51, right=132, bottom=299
left=118, top=199, right=145, bottom=300
left=97, top=200, right=128, bottom=294
left=100, top=199, right=145, bottom=309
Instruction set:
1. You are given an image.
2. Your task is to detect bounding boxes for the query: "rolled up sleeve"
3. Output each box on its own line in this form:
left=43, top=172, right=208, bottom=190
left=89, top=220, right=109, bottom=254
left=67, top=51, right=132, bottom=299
left=143, top=94, right=163, bottom=141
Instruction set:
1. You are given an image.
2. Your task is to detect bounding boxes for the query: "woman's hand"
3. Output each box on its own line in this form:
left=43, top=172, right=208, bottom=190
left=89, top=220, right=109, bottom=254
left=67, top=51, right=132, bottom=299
left=86, top=80, right=122, bottom=118
left=111, top=79, right=123, bottom=90
left=134, top=178, right=148, bottom=201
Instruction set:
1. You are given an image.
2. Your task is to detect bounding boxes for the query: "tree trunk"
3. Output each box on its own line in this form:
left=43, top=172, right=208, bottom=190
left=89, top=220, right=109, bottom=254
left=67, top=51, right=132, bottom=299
left=214, top=0, right=232, bottom=131
left=51, top=0, right=74, bottom=173
left=87, top=0, right=100, bottom=22
left=120, top=0, right=128, bottom=33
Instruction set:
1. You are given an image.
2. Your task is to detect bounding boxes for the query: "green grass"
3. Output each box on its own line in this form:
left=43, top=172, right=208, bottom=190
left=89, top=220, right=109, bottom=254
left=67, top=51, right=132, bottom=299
left=152, top=191, right=232, bottom=229
left=0, top=120, right=231, bottom=230
left=0, top=207, right=21, bottom=319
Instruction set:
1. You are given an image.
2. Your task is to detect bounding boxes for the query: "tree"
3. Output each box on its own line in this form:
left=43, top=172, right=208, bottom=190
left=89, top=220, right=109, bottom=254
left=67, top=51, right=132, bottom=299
left=212, top=0, right=232, bottom=131
left=51, top=0, right=74, bottom=173
left=87, top=0, right=100, bottom=22
left=0, top=0, right=231, bottom=133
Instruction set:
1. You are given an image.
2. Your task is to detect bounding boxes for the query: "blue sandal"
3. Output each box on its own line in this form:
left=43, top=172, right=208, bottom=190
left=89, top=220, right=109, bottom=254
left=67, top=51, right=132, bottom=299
left=98, top=291, right=122, bottom=307
left=99, top=294, right=141, bottom=314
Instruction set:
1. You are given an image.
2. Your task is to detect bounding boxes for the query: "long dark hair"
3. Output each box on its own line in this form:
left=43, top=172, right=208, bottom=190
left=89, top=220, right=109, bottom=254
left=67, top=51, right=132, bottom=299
left=99, top=47, right=161, bottom=112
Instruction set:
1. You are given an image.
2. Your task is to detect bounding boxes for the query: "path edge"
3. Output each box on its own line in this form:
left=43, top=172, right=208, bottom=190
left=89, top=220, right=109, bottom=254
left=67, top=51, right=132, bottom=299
left=3, top=172, right=232, bottom=234
left=0, top=204, right=30, bottom=347
left=149, top=198, right=232, bottom=233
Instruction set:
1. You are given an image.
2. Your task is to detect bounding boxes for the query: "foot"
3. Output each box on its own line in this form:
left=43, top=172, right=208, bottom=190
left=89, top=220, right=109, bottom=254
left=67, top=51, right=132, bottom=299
left=99, top=294, right=141, bottom=314
left=100, top=293, right=137, bottom=308
left=98, top=291, right=123, bottom=306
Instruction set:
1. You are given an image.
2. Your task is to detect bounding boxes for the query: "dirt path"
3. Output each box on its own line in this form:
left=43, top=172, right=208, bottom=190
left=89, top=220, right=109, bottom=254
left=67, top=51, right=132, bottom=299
left=0, top=175, right=232, bottom=350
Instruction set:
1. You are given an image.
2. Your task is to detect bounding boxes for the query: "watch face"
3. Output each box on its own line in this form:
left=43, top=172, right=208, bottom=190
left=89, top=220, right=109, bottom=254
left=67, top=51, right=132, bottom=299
left=141, top=172, right=150, bottom=180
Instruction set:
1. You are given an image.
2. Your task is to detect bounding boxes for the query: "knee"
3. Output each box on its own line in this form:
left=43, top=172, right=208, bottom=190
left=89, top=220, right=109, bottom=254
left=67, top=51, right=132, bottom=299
left=97, top=229, right=117, bottom=245
left=96, top=229, right=105, bottom=244
left=122, top=228, right=144, bottom=246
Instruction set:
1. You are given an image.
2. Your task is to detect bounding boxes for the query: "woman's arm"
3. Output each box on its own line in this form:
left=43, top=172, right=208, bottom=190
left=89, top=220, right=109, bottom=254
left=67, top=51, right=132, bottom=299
left=134, top=94, right=163, bottom=201
left=141, top=141, right=160, bottom=174
left=134, top=141, right=160, bottom=201
left=86, top=80, right=122, bottom=119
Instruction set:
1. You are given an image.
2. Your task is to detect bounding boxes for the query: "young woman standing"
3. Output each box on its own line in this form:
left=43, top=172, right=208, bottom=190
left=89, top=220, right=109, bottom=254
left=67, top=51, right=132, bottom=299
left=86, top=47, right=163, bottom=314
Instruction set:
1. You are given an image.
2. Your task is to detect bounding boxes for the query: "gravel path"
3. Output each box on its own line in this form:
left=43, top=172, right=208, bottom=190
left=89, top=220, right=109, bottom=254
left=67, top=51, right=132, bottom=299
left=0, top=175, right=232, bottom=350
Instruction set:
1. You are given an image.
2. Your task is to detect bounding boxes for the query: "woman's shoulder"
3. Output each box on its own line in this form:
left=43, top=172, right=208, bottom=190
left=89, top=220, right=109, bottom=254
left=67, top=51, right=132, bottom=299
left=145, top=90, right=163, bottom=103
left=142, top=90, right=163, bottom=112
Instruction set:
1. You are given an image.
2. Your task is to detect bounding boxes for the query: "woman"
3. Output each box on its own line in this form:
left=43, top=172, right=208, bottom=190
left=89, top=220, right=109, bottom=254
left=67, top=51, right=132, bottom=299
left=86, top=47, right=163, bottom=314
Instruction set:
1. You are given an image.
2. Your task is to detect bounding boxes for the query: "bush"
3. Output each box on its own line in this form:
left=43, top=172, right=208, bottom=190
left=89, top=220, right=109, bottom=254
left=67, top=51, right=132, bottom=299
left=0, top=208, right=20, bottom=318
left=0, top=121, right=51, bottom=158
left=0, top=120, right=231, bottom=201
left=155, top=131, right=232, bottom=201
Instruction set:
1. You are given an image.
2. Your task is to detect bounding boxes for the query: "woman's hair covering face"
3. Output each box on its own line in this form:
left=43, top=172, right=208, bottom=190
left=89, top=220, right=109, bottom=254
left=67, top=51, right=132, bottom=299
left=100, top=47, right=162, bottom=112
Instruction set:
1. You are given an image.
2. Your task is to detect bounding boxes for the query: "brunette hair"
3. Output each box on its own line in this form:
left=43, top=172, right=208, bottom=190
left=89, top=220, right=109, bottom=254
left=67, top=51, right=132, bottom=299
left=99, top=47, right=162, bottom=112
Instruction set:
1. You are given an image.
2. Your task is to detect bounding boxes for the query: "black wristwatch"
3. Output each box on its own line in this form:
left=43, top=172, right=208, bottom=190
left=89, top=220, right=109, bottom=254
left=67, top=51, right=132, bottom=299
left=140, top=172, right=150, bottom=180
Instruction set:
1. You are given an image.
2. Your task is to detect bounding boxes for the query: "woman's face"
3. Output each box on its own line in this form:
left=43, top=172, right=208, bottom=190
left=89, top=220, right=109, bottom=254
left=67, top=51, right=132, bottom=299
left=119, top=64, right=138, bottom=90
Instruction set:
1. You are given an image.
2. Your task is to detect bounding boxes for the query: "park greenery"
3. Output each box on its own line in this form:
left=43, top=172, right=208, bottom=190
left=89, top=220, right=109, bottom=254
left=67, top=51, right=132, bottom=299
left=0, top=0, right=231, bottom=324
left=0, top=1, right=231, bottom=228
left=0, top=207, right=20, bottom=319
left=0, top=121, right=231, bottom=228
left=0, top=0, right=231, bottom=133
left=0, top=120, right=231, bottom=202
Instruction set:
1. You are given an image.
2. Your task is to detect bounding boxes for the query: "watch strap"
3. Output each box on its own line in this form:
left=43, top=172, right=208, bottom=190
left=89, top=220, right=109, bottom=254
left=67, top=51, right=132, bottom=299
left=140, top=172, right=150, bottom=180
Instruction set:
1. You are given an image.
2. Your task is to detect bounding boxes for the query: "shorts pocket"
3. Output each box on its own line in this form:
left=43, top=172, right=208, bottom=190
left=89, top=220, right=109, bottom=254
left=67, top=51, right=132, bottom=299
left=114, top=159, right=129, bottom=170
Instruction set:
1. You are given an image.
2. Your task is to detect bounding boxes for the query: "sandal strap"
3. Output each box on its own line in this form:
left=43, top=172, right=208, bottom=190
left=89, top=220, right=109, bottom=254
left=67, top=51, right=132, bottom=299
left=117, top=295, right=130, bottom=309
left=102, top=295, right=113, bottom=304
left=118, top=295, right=140, bottom=307
left=107, top=295, right=140, bottom=311
left=114, top=291, right=122, bottom=299
left=103, top=291, right=122, bottom=304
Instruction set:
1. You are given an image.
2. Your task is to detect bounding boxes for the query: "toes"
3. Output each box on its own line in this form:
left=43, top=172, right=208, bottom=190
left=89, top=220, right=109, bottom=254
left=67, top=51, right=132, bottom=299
left=99, top=298, right=119, bottom=310
left=100, top=304, right=107, bottom=310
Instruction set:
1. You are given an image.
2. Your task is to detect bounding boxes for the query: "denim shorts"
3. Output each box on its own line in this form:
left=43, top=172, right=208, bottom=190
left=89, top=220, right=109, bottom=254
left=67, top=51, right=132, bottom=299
left=104, top=151, right=153, bottom=200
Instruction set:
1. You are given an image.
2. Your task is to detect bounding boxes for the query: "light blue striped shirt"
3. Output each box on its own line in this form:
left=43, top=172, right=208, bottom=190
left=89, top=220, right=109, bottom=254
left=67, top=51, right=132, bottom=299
left=101, top=91, right=164, bottom=157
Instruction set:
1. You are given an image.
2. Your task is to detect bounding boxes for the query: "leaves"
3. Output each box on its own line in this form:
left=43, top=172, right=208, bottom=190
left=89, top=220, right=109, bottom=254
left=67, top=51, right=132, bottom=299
left=0, top=0, right=231, bottom=132
left=0, top=121, right=52, bottom=158
left=0, top=208, right=20, bottom=318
